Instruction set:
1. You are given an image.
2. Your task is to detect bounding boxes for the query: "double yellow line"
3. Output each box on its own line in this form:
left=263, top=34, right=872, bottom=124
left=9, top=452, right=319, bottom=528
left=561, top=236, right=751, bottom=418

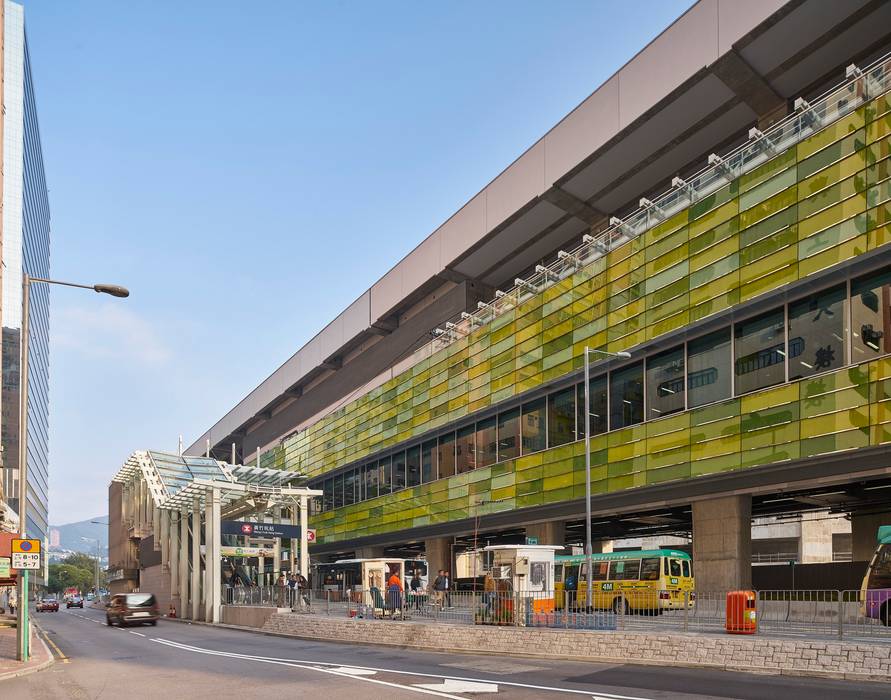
left=33, top=621, right=70, bottom=664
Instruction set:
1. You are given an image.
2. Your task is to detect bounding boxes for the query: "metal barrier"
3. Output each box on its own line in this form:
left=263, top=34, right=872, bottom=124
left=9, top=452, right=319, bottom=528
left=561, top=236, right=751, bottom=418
left=278, top=588, right=891, bottom=642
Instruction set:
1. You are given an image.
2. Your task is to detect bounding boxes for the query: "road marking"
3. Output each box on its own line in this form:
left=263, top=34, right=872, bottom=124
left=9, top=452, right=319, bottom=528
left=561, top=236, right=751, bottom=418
left=329, top=666, right=377, bottom=675
left=128, top=631, right=146, bottom=637
left=152, top=638, right=466, bottom=699
left=34, top=623, right=70, bottom=664
left=151, top=638, right=654, bottom=699
left=414, top=679, right=498, bottom=694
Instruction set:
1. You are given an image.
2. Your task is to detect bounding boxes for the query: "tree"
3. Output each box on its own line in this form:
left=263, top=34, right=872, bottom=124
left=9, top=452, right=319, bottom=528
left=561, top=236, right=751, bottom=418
left=47, top=563, right=93, bottom=594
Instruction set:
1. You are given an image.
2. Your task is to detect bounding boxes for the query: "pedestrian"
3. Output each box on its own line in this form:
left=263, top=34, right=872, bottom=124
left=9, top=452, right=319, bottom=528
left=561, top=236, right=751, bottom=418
left=432, top=569, right=446, bottom=609
left=287, top=574, right=297, bottom=608
left=386, top=569, right=403, bottom=614
left=409, top=571, right=423, bottom=610
left=296, top=571, right=310, bottom=607
left=443, top=570, right=452, bottom=608
left=276, top=573, right=287, bottom=607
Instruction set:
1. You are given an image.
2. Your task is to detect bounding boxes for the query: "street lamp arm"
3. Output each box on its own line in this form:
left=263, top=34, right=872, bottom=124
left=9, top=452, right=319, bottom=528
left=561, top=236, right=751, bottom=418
left=28, top=276, right=129, bottom=298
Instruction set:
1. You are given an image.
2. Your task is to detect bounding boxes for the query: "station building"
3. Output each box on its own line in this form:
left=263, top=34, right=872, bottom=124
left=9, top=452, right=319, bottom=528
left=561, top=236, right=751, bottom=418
left=189, top=0, right=891, bottom=591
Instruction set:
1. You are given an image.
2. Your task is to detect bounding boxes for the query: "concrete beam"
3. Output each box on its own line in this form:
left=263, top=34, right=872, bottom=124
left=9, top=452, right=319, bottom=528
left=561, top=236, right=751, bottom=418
left=321, top=356, right=343, bottom=371
left=525, top=521, right=566, bottom=547
left=709, top=48, right=785, bottom=125
left=539, top=186, right=606, bottom=227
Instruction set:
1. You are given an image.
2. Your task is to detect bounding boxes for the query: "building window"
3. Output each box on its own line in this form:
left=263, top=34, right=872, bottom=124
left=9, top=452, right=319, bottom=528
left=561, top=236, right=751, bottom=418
left=421, top=440, right=437, bottom=483
left=323, top=478, right=333, bottom=511
left=438, top=433, right=456, bottom=478
left=406, top=445, right=421, bottom=487
left=333, top=474, right=344, bottom=509
left=788, top=285, right=846, bottom=380
left=456, top=425, right=476, bottom=474
left=497, top=408, right=520, bottom=461
left=378, top=455, right=392, bottom=495
left=521, top=398, right=546, bottom=454
left=344, top=470, right=356, bottom=506
left=851, top=268, right=891, bottom=363
left=476, top=416, right=497, bottom=467
left=365, top=461, right=379, bottom=500
left=578, top=375, right=608, bottom=438
left=735, top=309, right=785, bottom=394
left=609, top=361, right=644, bottom=429
left=687, top=329, right=731, bottom=408
left=547, top=386, right=576, bottom=447
left=392, top=451, right=407, bottom=491
left=646, top=346, right=685, bottom=419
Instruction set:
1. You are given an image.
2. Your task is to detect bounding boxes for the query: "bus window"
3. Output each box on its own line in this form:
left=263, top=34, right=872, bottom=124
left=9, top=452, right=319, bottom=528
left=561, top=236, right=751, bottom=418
left=611, top=559, right=641, bottom=581
left=555, top=564, right=564, bottom=584
left=682, top=560, right=690, bottom=578
left=640, top=558, right=660, bottom=581
left=584, top=561, right=608, bottom=581
left=670, top=559, right=682, bottom=577
left=663, top=558, right=670, bottom=576
left=564, top=565, right=579, bottom=591
left=867, top=546, right=891, bottom=589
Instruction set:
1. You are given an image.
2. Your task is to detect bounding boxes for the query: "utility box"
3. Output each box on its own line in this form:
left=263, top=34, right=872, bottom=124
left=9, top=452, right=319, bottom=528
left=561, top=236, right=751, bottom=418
left=726, top=590, right=757, bottom=634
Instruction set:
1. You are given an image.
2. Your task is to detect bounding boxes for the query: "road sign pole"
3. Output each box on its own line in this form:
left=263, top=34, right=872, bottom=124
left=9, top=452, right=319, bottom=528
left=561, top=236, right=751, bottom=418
left=21, top=570, right=29, bottom=661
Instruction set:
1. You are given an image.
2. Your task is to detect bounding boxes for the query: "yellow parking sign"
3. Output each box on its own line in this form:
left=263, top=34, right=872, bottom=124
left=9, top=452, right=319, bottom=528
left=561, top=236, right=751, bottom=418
left=12, top=538, right=41, bottom=554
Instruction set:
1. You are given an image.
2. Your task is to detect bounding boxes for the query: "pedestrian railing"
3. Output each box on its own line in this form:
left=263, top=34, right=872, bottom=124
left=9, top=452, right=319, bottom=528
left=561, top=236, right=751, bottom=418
left=264, top=588, right=891, bottom=642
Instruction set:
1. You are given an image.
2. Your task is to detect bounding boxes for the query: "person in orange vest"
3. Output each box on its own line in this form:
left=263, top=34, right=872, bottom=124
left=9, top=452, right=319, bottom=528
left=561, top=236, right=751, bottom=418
left=386, top=570, right=403, bottom=613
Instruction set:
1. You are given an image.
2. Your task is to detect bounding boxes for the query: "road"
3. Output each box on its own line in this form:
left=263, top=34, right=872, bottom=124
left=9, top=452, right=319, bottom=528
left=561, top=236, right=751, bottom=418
left=3, top=605, right=887, bottom=699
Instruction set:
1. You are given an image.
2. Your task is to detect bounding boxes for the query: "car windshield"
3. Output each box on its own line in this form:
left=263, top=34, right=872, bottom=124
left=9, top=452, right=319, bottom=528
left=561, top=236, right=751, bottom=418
left=125, top=594, right=156, bottom=607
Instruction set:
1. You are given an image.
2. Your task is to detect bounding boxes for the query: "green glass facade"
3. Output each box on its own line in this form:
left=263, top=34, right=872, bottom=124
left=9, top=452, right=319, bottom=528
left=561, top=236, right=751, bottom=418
left=262, top=88, right=891, bottom=547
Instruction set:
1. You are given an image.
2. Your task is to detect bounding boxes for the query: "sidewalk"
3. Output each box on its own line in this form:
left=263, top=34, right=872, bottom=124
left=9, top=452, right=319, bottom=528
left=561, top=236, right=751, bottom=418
left=0, top=616, right=54, bottom=682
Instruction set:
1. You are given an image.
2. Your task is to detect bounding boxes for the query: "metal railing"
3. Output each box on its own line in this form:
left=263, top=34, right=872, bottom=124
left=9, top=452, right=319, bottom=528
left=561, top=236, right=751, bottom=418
left=222, top=588, right=891, bottom=642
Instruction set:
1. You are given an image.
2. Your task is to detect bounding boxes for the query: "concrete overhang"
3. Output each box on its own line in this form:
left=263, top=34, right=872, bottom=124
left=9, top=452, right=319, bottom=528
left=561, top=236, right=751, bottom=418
left=190, top=0, right=891, bottom=457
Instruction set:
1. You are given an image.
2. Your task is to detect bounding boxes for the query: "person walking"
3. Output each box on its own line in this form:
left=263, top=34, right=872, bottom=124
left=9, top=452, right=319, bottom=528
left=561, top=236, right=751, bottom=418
left=432, top=570, right=446, bottom=609
left=275, top=573, right=287, bottom=607
left=409, top=572, right=423, bottom=610
left=386, top=570, right=403, bottom=615
left=443, top=570, right=452, bottom=608
left=287, top=573, right=298, bottom=609
left=296, top=571, right=310, bottom=607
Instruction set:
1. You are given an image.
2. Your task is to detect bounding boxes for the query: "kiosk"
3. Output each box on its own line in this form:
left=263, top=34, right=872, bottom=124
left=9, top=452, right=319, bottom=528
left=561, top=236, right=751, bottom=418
left=480, top=545, right=562, bottom=625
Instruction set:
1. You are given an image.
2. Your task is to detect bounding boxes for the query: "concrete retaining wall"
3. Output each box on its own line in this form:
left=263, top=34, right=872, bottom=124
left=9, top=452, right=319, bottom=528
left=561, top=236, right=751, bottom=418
left=221, top=606, right=282, bottom=629
left=262, top=613, right=891, bottom=682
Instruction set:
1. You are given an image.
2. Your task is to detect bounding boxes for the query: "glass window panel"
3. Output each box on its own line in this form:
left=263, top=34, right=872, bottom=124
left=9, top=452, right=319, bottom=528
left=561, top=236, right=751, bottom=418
left=521, top=398, right=546, bottom=454
left=646, top=346, right=685, bottom=419
left=851, top=267, right=891, bottom=363
left=333, top=474, right=344, bottom=509
left=421, top=440, right=437, bottom=483
left=497, top=408, right=520, bottom=461
left=788, top=285, right=846, bottom=380
left=609, top=362, right=644, bottom=429
left=456, top=425, right=476, bottom=474
left=437, top=433, right=456, bottom=479
left=476, top=417, right=497, bottom=467
left=365, top=461, right=378, bottom=500
left=610, top=559, right=641, bottom=581
left=640, top=558, right=660, bottom=581
left=578, top=376, right=608, bottom=437
left=392, top=451, right=407, bottom=491
left=547, top=387, right=576, bottom=447
left=734, top=309, right=785, bottom=394
left=343, top=470, right=356, bottom=506
left=378, top=455, right=392, bottom=495
left=406, top=446, right=421, bottom=487
left=687, top=329, right=732, bottom=408
left=323, top=478, right=333, bottom=511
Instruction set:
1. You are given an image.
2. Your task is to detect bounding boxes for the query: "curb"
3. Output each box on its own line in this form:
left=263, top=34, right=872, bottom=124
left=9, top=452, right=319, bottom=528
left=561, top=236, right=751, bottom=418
left=165, top=613, right=891, bottom=685
left=0, top=628, right=55, bottom=683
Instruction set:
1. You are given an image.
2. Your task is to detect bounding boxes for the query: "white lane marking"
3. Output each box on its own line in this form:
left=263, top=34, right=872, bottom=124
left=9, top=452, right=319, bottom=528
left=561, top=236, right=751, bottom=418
left=329, top=666, right=377, bottom=676
left=129, top=631, right=146, bottom=637
left=151, top=638, right=654, bottom=699
left=152, top=638, right=465, bottom=699
left=414, top=679, right=498, bottom=694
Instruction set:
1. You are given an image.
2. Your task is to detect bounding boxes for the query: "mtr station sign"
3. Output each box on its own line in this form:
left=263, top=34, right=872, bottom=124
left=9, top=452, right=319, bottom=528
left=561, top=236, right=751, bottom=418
left=222, top=520, right=314, bottom=541
left=11, top=538, right=41, bottom=570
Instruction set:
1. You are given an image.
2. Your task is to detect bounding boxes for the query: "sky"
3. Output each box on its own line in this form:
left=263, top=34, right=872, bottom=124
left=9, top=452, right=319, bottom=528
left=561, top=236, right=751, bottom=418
left=18, top=0, right=693, bottom=524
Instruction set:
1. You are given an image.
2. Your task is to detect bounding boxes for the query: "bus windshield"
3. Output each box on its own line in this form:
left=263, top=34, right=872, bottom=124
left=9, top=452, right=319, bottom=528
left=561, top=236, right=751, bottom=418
left=866, top=544, right=891, bottom=590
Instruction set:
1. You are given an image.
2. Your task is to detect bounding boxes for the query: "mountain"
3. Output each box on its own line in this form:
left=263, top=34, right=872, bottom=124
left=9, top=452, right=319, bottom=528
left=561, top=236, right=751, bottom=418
left=49, top=516, right=108, bottom=554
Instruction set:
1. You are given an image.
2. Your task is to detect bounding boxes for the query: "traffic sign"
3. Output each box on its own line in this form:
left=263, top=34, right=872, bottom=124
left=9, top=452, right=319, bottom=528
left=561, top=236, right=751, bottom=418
left=306, top=529, right=316, bottom=543
left=0, top=557, right=10, bottom=578
left=12, top=552, right=40, bottom=570
left=12, top=538, right=41, bottom=554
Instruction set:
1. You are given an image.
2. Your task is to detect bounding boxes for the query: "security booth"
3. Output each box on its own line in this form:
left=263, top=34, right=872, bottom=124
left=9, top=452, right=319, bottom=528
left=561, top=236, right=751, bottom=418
left=315, top=558, right=406, bottom=614
left=479, top=545, right=562, bottom=625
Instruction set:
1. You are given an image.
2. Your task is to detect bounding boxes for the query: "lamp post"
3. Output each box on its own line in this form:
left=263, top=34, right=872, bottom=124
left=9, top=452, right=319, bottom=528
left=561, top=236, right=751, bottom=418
left=583, top=346, right=630, bottom=611
left=80, top=537, right=101, bottom=597
left=17, top=276, right=128, bottom=661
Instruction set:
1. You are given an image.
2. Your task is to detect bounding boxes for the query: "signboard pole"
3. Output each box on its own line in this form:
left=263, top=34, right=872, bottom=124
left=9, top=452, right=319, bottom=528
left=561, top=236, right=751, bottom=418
left=299, top=496, right=308, bottom=580
left=21, top=570, right=29, bottom=661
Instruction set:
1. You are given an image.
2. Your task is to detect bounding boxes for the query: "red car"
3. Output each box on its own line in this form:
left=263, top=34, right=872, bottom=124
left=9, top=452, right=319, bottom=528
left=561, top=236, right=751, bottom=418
left=36, top=596, right=59, bottom=612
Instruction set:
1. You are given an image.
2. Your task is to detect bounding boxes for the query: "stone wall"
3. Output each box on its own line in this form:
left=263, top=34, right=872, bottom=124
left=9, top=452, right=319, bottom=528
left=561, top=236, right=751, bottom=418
left=262, top=613, right=891, bottom=683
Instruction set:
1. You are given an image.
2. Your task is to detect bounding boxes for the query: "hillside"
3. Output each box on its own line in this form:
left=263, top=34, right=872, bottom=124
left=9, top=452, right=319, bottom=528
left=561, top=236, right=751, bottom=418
left=50, top=516, right=108, bottom=554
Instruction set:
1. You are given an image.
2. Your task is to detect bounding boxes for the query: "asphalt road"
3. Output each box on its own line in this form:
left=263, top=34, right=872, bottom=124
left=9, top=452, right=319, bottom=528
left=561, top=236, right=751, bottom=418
left=3, top=605, right=887, bottom=699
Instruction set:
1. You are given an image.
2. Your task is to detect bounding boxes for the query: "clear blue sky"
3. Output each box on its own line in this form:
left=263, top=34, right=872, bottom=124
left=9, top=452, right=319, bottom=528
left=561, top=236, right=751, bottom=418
left=20, top=0, right=692, bottom=524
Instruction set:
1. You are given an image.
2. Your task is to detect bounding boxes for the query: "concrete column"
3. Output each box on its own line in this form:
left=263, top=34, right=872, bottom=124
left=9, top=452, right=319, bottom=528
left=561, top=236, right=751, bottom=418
left=299, top=496, right=309, bottom=581
left=179, top=508, right=189, bottom=616
left=169, top=512, right=179, bottom=601
left=355, top=545, right=386, bottom=559
left=153, top=506, right=161, bottom=545
left=204, top=488, right=221, bottom=623
left=852, top=511, right=891, bottom=562
left=191, top=498, right=202, bottom=621
left=424, top=537, right=451, bottom=578
left=525, top=521, right=566, bottom=546
left=160, top=510, right=170, bottom=568
left=692, top=494, right=752, bottom=591
left=799, top=512, right=834, bottom=563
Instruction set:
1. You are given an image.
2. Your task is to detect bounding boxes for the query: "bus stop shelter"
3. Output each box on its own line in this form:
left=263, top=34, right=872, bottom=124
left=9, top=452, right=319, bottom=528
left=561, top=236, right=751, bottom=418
left=111, top=451, right=321, bottom=623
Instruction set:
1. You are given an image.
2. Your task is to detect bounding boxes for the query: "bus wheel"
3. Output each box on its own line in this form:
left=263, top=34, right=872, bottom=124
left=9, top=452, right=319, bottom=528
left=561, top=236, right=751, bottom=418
left=612, top=597, right=628, bottom=615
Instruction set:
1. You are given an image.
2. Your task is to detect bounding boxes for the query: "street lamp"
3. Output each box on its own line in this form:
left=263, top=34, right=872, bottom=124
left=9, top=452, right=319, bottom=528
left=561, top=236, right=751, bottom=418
left=81, top=537, right=102, bottom=596
left=583, top=346, right=631, bottom=611
left=17, top=275, right=128, bottom=661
